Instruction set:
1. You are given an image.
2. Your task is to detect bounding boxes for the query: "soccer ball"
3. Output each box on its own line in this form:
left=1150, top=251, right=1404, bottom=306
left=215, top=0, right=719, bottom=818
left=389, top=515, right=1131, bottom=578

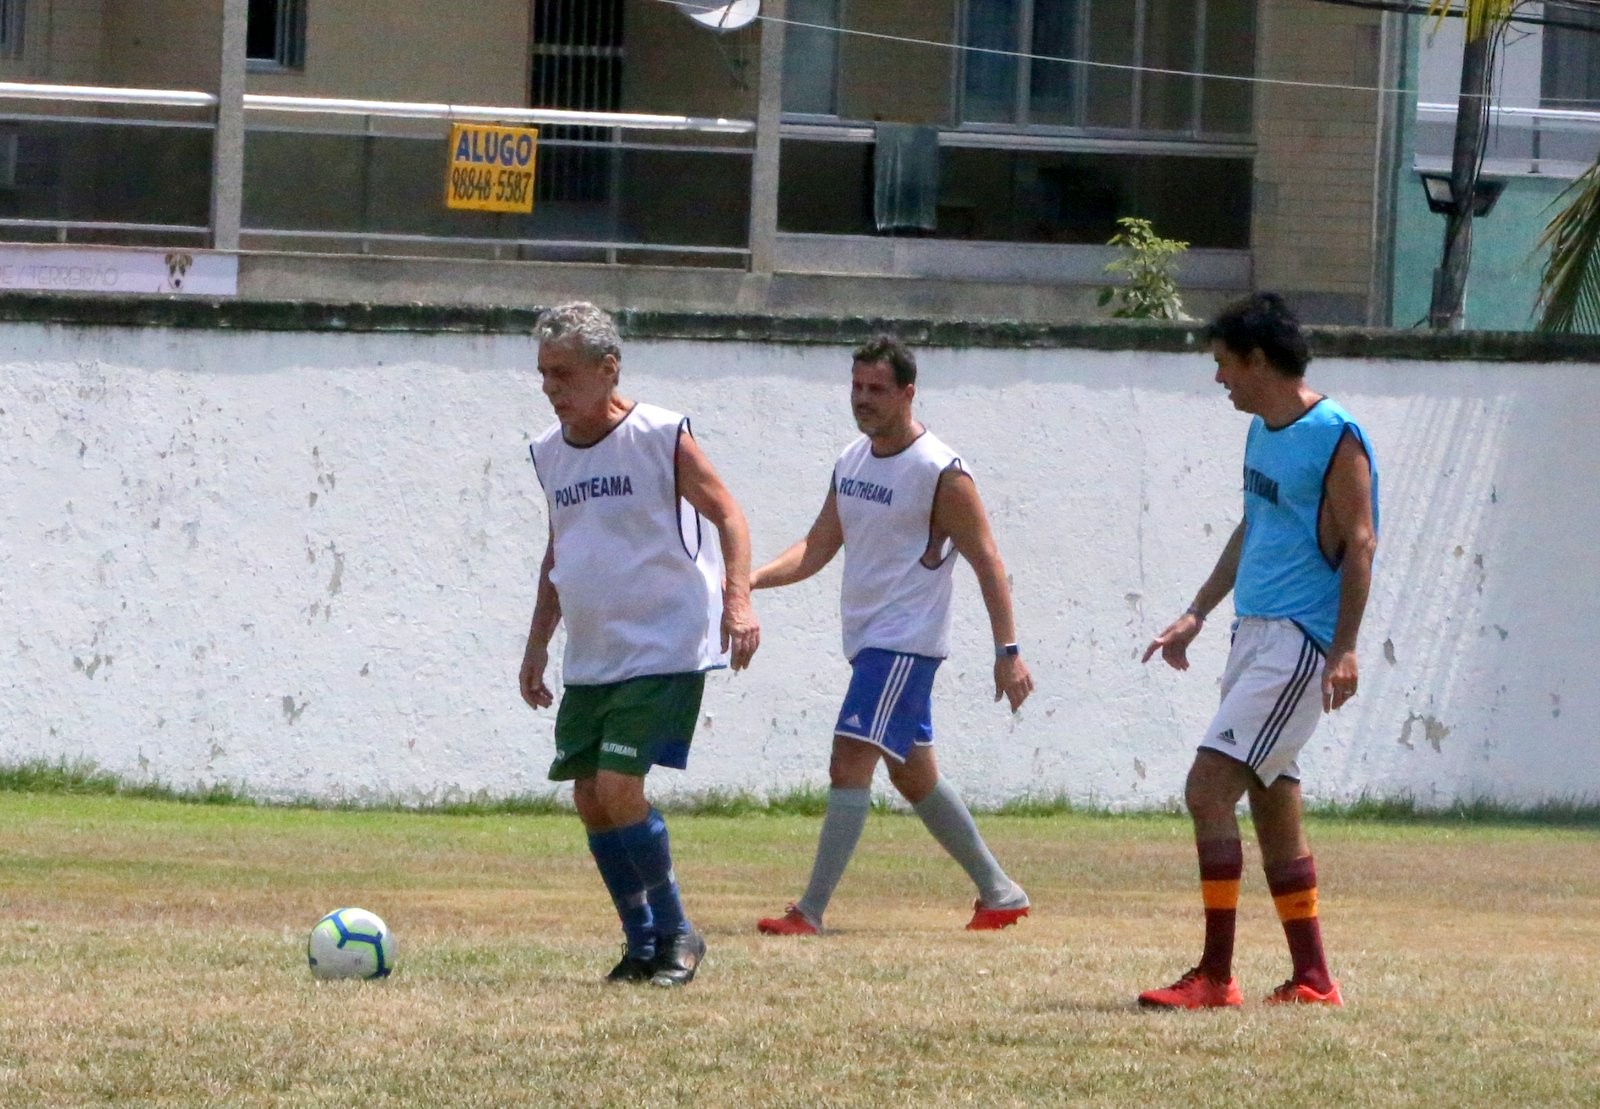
left=307, top=907, right=395, bottom=980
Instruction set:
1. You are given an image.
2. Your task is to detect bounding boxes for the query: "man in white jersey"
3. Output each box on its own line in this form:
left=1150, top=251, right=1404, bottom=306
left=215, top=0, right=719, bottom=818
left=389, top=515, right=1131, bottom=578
left=1139, top=293, right=1378, bottom=1009
left=754, top=335, right=1035, bottom=937
left=519, top=302, right=759, bottom=987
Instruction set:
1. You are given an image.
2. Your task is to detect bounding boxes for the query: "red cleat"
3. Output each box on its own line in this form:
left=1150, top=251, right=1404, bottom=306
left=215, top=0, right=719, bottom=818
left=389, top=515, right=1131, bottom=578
left=966, top=899, right=1030, bottom=931
left=1138, top=967, right=1243, bottom=1009
left=756, top=904, right=820, bottom=936
left=1263, top=978, right=1344, bottom=1006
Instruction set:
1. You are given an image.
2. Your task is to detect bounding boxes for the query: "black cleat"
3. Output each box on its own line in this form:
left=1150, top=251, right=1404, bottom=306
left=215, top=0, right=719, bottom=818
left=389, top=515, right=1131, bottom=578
left=649, top=928, right=706, bottom=988
left=605, top=947, right=656, bottom=983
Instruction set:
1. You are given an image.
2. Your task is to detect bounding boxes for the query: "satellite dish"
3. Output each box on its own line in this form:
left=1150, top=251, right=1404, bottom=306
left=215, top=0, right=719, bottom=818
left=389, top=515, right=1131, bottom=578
left=682, top=0, right=760, bottom=32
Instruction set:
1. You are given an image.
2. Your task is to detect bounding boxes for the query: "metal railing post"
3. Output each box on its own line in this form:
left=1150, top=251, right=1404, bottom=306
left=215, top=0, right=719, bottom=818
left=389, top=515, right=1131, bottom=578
left=608, top=125, right=622, bottom=265
left=210, top=0, right=248, bottom=252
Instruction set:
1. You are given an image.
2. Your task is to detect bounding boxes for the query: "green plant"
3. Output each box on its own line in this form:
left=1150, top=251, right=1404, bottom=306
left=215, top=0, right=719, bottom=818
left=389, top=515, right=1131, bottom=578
left=1098, top=216, right=1190, bottom=320
left=1536, top=156, right=1600, bottom=333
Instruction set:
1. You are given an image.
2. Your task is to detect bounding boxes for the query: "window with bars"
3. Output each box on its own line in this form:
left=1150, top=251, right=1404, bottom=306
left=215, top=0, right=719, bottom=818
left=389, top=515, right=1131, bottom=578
left=1543, top=6, right=1600, bottom=108
left=247, top=0, right=306, bottom=70
left=531, top=0, right=623, bottom=203
left=0, top=0, right=25, bottom=60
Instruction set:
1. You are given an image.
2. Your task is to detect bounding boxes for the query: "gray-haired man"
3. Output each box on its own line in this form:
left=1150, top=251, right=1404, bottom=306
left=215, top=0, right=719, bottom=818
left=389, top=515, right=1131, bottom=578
left=520, top=302, right=760, bottom=986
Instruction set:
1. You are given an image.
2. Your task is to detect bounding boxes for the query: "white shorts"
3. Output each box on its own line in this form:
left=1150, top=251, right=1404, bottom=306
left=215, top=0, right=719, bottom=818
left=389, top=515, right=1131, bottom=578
left=1199, top=617, right=1325, bottom=787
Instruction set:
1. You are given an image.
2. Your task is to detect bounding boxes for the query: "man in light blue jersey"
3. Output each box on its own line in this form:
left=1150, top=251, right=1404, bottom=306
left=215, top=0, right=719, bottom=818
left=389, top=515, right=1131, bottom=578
left=1139, top=293, right=1378, bottom=1010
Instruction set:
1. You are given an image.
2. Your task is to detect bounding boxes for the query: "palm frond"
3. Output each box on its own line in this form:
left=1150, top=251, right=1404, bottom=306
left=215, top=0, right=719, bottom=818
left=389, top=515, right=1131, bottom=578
left=1425, top=0, right=1515, bottom=40
left=1535, top=157, right=1600, bottom=333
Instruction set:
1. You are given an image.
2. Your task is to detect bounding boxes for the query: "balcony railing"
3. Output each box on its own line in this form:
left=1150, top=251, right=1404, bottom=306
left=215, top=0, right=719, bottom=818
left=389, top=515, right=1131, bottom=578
left=0, top=81, right=756, bottom=262
left=1416, top=100, right=1600, bottom=178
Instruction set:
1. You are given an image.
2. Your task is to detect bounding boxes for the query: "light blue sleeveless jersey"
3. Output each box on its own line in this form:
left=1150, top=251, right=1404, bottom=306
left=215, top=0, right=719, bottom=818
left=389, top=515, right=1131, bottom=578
left=1234, top=398, right=1378, bottom=651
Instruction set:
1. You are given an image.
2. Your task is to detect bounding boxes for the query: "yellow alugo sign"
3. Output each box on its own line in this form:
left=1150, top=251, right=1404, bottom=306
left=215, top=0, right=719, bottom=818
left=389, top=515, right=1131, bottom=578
left=445, top=123, right=538, bottom=213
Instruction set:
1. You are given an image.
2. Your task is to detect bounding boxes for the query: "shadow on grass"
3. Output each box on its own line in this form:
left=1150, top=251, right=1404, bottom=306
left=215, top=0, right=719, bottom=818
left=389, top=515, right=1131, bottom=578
left=3, top=759, right=1598, bottom=826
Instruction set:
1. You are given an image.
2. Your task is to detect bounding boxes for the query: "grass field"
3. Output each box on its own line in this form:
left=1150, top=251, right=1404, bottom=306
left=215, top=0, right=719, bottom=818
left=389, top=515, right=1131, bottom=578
left=2, top=791, right=1597, bottom=1108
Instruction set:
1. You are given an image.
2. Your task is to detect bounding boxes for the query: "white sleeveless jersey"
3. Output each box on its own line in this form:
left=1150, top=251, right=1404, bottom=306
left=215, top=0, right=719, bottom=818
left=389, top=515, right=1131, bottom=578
left=530, top=402, right=726, bottom=685
left=835, top=429, right=963, bottom=660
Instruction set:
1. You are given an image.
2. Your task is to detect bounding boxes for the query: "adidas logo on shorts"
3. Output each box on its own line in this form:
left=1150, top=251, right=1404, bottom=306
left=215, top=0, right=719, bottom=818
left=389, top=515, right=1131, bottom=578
left=842, top=714, right=863, bottom=729
left=1216, top=728, right=1236, bottom=746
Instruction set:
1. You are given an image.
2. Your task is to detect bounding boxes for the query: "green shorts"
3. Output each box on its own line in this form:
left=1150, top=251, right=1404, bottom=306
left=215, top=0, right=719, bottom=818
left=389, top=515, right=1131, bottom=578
left=548, top=671, right=706, bottom=781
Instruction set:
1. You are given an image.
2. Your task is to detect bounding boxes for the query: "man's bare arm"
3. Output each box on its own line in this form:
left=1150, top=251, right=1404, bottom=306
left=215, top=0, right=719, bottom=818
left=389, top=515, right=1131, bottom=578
left=519, top=522, right=561, bottom=709
left=677, top=429, right=761, bottom=671
left=1320, top=431, right=1377, bottom=711
left=751, top=489, right=844, bottom=590
left=1142, top=521, right=1245, bottom=672
left=933, top=467, right=1033, bottom=713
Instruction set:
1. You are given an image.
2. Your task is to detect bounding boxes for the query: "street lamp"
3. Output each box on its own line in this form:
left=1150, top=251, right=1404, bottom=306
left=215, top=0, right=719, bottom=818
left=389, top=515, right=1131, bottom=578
left=1422, top=171, right=1508, bottom=330
left=1419, top=170, right=1505, bottom=217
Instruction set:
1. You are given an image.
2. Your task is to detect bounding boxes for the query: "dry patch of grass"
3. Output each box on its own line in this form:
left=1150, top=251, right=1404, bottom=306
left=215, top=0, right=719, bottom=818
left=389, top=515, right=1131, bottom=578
left=1, top=794, right=1597, bottom=1107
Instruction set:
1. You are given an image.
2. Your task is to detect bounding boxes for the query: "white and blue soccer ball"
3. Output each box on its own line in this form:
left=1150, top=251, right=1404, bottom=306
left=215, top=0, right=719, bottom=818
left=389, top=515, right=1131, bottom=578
left=307, top=907, right=395, bottom=980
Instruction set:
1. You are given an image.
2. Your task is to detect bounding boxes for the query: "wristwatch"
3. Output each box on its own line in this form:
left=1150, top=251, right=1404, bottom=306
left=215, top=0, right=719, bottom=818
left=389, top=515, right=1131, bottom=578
left=995, top=643, right=1020, bottom=658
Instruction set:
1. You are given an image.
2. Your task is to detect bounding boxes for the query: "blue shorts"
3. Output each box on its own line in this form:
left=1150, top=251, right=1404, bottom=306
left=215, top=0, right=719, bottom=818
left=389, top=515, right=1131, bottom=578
left=834, top=648, right=941, bottom=762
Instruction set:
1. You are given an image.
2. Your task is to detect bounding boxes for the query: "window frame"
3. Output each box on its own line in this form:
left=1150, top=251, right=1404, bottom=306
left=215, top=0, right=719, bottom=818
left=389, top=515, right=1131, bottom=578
left=781, top=0, right=844, bottom=119
left=952, top=0, right=1249, bottom=140
left=246, top=0, right=307, bottom=73
left=1540, top=9, right=1600, bottom=109
left=0, top=0, right=25, bottom=61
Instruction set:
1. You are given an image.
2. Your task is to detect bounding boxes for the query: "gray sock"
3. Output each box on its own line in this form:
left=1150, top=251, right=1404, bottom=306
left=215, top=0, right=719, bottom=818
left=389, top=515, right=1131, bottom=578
left=912, top=777, right=1026, bottom=909
left=794, top=787, right=872, bottom=927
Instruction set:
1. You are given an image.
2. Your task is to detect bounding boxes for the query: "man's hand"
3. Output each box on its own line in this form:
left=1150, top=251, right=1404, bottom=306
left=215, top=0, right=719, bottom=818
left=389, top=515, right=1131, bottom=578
left=994, top=654, right=1034, bottom=712
left=1142, top=612, right=1204, bottom=671
left=519, top=646, right=553, bottom=710
left=1322, top=647, right=1358, bottom=712
left=722, top=590, right=761, bottom=671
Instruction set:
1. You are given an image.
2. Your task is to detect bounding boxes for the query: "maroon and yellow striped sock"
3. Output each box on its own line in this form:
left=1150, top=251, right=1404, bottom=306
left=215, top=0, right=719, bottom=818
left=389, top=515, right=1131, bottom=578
left=1265, top=854, right=1332, bottom=992
left=1197, top=838, right=1243, bottom=981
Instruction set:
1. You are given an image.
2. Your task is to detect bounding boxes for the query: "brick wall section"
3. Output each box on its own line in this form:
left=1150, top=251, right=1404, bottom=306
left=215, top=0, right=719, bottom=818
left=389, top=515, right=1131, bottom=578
left=1252, top=0, right=1384, bottom=320
left=0, top=0, right=105, bottom=83
left=98, top=0, right=223, bottom=91
left=838, top=2, right=957, bottom=125
left=0, top=1, right=531, bottom=101
left=249, top=0, right=530, bottom=104
left=44, top=0, right=105, bottom=83
left=622, top=0, right=759, bottom=119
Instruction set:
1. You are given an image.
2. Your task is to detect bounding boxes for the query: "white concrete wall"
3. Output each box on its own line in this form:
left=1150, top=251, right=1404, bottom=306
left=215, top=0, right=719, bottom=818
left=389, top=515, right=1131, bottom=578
left=4, top=323, right=1596, bottom=807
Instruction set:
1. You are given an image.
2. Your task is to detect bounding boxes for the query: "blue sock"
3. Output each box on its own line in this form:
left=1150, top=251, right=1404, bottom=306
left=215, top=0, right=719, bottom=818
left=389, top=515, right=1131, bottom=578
left=587, top=827, right=655, bottom=959
left=617, top=809, right=688, bottom=938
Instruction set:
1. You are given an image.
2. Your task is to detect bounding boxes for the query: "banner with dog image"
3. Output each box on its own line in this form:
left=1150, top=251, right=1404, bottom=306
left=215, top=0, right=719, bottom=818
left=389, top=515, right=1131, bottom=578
left=0, top=245, right=238, bottom=295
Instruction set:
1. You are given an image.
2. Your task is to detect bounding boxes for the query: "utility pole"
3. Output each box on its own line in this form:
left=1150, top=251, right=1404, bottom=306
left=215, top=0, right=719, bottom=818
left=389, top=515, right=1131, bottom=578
left=1428, top=24, right=1492, bottom=330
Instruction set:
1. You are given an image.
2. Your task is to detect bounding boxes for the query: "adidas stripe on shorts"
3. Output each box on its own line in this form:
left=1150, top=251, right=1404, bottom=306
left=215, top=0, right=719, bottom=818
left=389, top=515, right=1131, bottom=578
left=1199, top=617, right=1326, bottom=786
left=834, top=647, right=941, bottom=762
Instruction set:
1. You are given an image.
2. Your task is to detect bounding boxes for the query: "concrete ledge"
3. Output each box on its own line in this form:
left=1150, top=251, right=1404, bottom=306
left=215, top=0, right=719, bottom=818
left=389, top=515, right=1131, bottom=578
left=2, top=290, right=1600, bottom=361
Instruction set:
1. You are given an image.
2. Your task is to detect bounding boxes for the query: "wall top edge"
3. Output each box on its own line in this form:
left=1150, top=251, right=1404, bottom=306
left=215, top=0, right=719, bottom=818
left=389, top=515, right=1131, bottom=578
left=3, top=293, right=1600, bottom=363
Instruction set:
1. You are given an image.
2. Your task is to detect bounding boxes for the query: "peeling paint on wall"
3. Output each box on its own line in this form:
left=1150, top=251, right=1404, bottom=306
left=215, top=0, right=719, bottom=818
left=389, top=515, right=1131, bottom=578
left=281, top=696, right=308, bottom=725
left=3, top=328, right=1596, bottom=805
left=1399, top=712, right=1451, bottom=753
